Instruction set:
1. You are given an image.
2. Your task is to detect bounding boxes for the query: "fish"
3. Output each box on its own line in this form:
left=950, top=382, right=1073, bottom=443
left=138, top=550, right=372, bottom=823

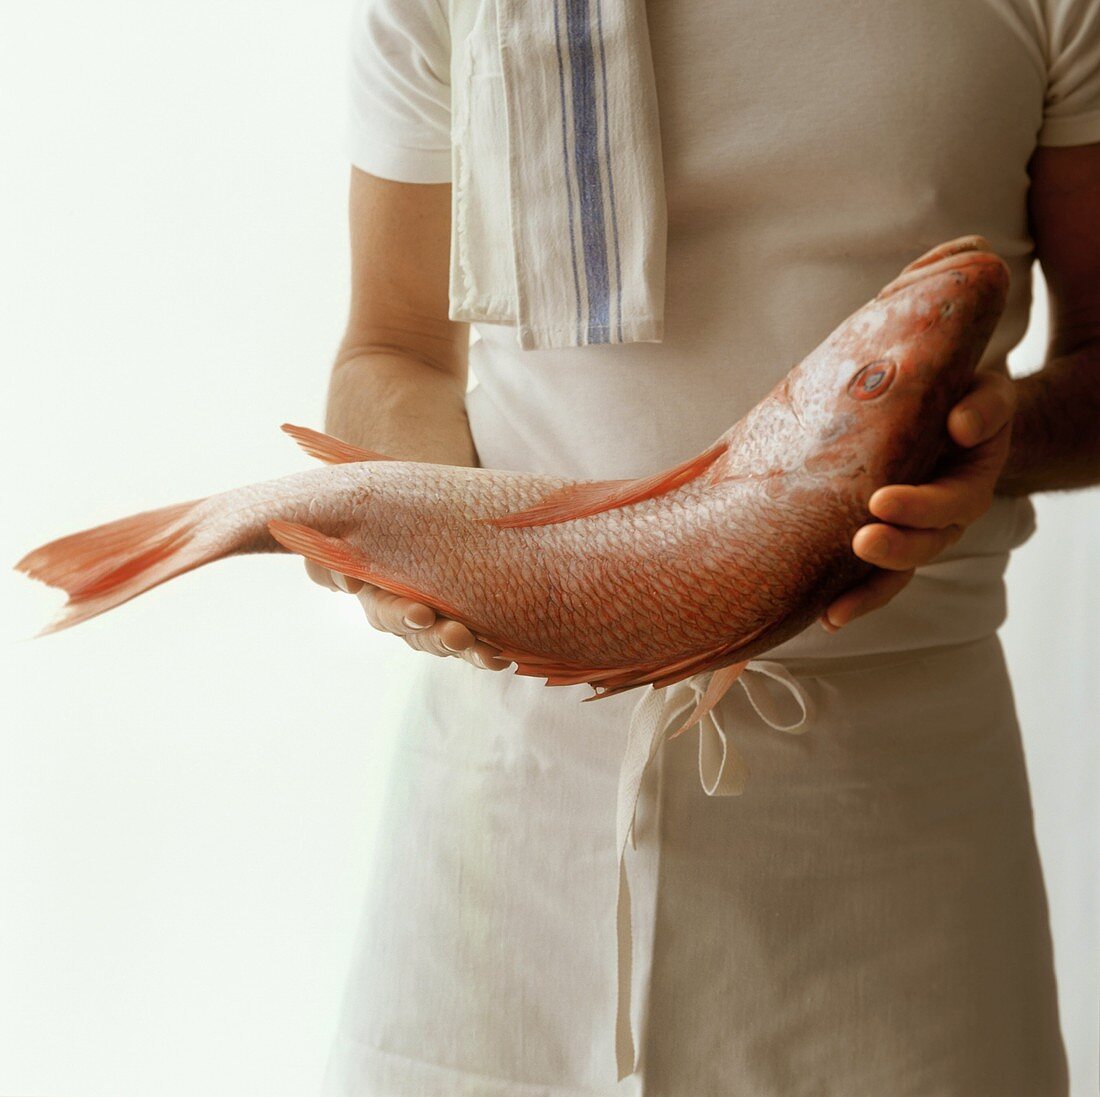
left=15, top=236, right=1010, bottom=732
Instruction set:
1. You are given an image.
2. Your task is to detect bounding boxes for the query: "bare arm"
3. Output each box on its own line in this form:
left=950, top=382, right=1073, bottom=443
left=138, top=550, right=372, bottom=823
left=309, top=167, right=507, bottom=670
left=998, top=142, right=1100, bottom=494
left=324, top=168, right=475, bottom=464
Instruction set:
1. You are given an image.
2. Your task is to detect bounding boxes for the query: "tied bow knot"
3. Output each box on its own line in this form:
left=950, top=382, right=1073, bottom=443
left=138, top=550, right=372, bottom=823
left=613, top=660, right=812, bottom=1081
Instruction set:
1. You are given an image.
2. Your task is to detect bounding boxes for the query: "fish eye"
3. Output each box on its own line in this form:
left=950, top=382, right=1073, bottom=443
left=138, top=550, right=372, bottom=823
left=848, top=359, right=896, bottom=401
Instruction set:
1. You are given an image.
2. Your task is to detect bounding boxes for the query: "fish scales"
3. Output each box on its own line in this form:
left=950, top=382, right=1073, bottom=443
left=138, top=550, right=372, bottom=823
left=342, top=466, right=761, bottom=664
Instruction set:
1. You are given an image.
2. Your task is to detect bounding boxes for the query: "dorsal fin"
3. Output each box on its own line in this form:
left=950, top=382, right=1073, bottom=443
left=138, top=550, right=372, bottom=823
left=280, top=423, right=394, bottom=464
left=484, top=439, right=729, bottom=529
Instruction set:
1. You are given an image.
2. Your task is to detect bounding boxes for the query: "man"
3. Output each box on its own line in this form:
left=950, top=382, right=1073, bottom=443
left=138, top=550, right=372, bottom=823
left=317, top=2, right=1099, bottom=1093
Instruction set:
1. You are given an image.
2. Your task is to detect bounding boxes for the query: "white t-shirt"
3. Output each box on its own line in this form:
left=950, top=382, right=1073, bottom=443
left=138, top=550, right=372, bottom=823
left=344, top=0, right=1100, bottom=486
left=346, top=0, right=1100, bottom=180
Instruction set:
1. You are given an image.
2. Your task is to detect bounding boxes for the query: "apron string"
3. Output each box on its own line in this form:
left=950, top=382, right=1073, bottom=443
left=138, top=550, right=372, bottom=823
left=613, top=661, right=812, bottom=1080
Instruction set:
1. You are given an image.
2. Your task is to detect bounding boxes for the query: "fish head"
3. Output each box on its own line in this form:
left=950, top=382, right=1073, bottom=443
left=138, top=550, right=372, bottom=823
left=785, top=235, right=1010, bottom=488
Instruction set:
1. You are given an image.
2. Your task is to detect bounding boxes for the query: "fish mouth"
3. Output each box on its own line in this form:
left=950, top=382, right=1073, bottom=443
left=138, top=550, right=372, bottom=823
left=875, top=236, right=1008, bottom=301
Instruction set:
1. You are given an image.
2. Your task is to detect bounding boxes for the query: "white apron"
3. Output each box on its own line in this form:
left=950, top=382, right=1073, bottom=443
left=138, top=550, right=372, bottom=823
left=320, top=366, right=1067, bottom=1093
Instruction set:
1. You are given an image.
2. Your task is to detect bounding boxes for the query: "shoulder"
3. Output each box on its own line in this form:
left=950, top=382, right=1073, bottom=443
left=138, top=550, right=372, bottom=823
left=346, top=0, right=453, bottom=183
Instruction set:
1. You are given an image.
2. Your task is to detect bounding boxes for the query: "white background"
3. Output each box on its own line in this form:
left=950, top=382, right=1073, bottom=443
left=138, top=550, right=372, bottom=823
left=1, top=3, right=1097, bottom=1095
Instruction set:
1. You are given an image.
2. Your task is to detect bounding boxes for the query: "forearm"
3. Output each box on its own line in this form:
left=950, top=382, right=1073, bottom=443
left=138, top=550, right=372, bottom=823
left=324, top=349, right=478, bottom=468
left=997, top=340, right=1100, bottom=495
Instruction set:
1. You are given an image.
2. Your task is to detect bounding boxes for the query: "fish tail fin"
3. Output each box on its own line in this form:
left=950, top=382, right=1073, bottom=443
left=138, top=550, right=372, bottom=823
left=15, top=497, right=217, bottom=635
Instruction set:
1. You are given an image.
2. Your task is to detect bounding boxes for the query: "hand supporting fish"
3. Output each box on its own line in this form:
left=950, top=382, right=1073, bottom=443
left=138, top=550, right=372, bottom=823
left=822, top=364, right=1018, bottom=630
left=15, top=236, right=1011, bottom=735
left=306, top=558, right=511, bottom=670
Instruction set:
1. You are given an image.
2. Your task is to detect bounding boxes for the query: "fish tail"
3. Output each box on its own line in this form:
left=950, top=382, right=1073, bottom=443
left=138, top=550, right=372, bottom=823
left=15, top=496, right=221, bottom=635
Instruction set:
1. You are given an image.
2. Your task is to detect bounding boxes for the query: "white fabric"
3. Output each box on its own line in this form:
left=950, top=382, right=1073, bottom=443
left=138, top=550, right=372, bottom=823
left=327, top=0, right=1100, bottom=1091
left=347, top=0, right=666, bottom=348
left=322, top=622, right=1068, bottom=1096
left=346, top=0, right=452, bottom=183
left=347, top=0, right=1100, bottom=350
left=487, top=0, right=666, bottom=348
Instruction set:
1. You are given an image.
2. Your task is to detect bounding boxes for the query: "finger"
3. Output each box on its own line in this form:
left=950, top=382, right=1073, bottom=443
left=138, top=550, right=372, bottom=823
left=359, top=588, right=437, bottom=635
left=852, top=522, right=963, bottom=570
left=353, top=588, right=502, bottom=668
left=397, top=619, right=506, bottom=668
left=869, top=423, right=1010, bottom=528
left=330, top=571, right=365, bottom=595
left=870, top=479, right=987, bottom=530
left=947, top=371, right=1017, bottom=447
left=402, top=631, right=448, bottom=657
left=822, top=567, right=915, bottom=631
left=436, top=618, right=476, bottom=654
left=401, top=619, right=476, bottom=659
left=468, top=640, right=512, bottom=671
left=304, top=559, right=339, bottom=591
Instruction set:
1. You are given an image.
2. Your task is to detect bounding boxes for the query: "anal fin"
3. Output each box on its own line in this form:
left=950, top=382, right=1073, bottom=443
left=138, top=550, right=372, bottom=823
left=667, top=662, right=748, bottom=738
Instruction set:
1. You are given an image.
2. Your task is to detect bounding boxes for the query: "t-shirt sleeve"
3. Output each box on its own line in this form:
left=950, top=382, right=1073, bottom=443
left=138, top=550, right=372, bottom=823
left=1038, top=0, right=1100, bottom=146
left=345, top=0, right=452, bottom=182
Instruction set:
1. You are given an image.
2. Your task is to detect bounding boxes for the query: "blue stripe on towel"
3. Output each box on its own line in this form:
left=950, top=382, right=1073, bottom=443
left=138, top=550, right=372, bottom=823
left=594, top=0, right=623, bottom=342
left=564, top=0, right=611, bottom=343
left=553, top=0, right=584, bottom=336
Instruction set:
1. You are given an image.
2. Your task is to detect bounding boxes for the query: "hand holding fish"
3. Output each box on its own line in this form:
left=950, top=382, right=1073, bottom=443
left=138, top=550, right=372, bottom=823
left=305, top=559, right=509, bottom=670
left=821, top=369, right=1018, bottom=630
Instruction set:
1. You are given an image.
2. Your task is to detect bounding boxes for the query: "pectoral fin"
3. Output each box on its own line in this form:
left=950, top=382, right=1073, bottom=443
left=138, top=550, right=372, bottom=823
left=267, top=520, right=469, bottom=623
